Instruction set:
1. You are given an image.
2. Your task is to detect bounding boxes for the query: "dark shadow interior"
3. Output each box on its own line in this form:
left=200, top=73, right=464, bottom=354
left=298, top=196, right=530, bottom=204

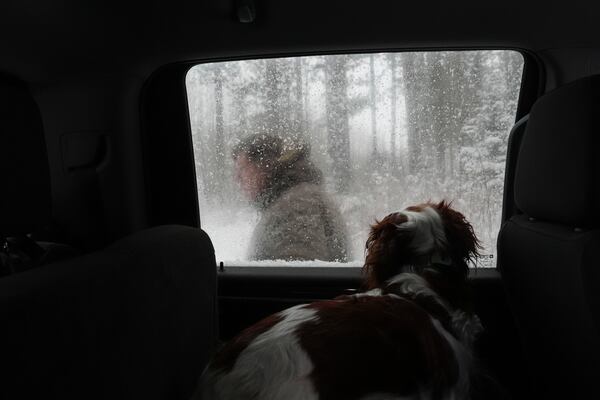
left=2, top=1, right=600, bottom=399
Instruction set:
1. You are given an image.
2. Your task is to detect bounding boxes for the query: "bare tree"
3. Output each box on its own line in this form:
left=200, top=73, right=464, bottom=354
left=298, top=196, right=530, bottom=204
left=325, top=55, right=351, bottom=192
left=213, top=67, right=226, bottom=201
left=369, top=54, right=378, bottom=161
left=401, top=52, right=428, bottom=174
left=388, top=53, right=399, bottom=169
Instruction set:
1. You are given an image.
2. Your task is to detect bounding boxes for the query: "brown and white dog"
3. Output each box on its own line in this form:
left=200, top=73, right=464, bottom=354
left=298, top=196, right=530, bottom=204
left=195, top=201, right=483, bottom=400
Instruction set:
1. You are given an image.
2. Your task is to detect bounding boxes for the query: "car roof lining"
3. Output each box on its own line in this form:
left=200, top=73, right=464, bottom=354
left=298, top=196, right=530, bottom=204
left=0, top=0, right=598, bottom=84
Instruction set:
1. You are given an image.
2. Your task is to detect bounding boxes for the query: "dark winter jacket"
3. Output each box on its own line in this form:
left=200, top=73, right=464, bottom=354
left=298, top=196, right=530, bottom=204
left=248, top=155, right=349, bottom=262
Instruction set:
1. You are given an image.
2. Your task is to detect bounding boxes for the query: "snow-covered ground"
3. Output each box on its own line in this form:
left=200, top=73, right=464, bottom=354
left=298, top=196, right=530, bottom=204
left=200, top=203, right=496, bottom=268
left=224, top=260, right=364, bottom=267
left=200, top=205, right=259, bottom=262
left=201, top=205, right=368, bottom=266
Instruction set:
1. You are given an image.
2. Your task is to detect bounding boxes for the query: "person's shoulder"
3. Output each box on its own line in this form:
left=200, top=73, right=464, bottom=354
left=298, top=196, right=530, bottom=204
left=281, top=182, right=326, bottom=203
left=287, top=181, right=323, bottom=195
left=265, top=182, right=323, bottom=214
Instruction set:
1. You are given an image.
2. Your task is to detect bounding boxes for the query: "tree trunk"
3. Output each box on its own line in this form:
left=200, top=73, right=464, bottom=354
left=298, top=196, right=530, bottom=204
left=369, top=54, right=378, bottom=161
left=294, top=57, right=306, bottom=135
left=388, top=53, right=398, bottom=169
left=401, top=52, right=427, bottom=174
left=213, top=67, right=225, bottom=201
left=325, top=55, right=351, bottom=192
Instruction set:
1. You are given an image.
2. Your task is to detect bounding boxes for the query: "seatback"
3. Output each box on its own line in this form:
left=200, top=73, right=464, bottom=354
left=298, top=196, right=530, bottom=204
left=0, top=74, right=218, bottom=399
left=498, top=75, right=600, bottom=399
left=0, top=225, right=218, bottom=400
left=0, top=72, right=51, bottom=237
left=0, top=72, right=79, bottom=275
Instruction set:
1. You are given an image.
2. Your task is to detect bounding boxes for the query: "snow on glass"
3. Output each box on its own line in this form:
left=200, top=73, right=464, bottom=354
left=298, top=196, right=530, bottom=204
left=186, top=51, right=523, bottom=267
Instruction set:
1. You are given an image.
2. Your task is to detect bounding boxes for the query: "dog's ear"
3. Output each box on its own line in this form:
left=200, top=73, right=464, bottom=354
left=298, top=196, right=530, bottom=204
left=434, top=200, right=481, bottom=274
left=363, top=213, right=414, bottom=289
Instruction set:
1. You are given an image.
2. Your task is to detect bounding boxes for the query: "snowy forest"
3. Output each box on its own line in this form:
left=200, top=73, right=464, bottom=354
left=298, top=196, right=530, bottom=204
left=186, top=51, right=523, bottom=266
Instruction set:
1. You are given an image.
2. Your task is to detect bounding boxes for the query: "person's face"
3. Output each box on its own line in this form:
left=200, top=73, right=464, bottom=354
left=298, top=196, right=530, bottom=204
left=234, top=154, right=268, bottom=200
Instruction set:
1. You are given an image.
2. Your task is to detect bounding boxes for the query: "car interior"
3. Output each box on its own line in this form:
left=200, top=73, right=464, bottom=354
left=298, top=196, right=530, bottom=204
left=1, top=1, right=599, bottom=399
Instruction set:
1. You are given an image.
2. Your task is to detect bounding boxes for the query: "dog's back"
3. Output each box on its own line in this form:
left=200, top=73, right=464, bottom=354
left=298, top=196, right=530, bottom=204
left=199, top=279, right=477, bottom=400
left=196, top=201, right=483, bottom=400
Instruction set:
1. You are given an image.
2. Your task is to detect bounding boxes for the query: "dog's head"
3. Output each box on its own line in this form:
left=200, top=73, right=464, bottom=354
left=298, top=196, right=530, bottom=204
left=363, top=201, right=481, bottom=290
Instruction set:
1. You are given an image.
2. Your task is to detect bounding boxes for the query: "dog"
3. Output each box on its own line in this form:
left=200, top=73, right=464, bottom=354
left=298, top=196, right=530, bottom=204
left=195, top=200, right=483, bottom=400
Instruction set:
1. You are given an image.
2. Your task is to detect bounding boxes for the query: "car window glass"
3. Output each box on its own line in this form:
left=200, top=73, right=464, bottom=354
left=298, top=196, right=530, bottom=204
left=186, top=51, right=523, bottom=267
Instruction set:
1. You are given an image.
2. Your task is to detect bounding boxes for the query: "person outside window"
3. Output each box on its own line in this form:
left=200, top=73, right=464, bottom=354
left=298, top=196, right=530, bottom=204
left=233, top=133, right=349, bottom=262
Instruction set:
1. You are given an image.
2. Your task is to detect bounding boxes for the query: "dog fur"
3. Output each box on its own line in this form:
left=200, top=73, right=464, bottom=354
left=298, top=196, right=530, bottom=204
left=194, top=200, right=483, bottom=400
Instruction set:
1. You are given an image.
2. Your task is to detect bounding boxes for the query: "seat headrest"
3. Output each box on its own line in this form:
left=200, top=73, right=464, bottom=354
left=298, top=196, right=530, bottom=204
left=515, top=75, right=600, bottom=227
left=0, top=74, right=51, bottom=236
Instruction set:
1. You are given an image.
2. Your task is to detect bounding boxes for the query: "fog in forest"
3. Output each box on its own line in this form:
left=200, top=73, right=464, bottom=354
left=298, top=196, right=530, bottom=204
left=186, top=51, right=523, bottom=267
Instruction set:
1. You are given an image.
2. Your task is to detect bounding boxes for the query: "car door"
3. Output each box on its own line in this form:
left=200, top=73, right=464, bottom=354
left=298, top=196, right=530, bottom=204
left=143, top=50, right=541, bottom=399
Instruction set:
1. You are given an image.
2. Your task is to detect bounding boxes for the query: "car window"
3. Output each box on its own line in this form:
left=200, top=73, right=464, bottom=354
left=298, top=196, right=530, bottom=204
left=186, top=51, right=523, bottom=267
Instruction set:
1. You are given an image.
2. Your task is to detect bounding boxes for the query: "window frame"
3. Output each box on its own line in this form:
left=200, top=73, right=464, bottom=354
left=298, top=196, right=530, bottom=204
left=141, top=48, right=543, bottom=269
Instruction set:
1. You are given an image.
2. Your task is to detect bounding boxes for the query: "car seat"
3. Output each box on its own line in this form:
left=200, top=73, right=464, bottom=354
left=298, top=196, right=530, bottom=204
left=498, top=74, right=600, bottom=399
left=0, top=73, right=218, bottom=400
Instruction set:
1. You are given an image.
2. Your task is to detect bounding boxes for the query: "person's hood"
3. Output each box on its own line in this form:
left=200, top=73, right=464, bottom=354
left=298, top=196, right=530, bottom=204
left=255, top=149, right=322, bottom=209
